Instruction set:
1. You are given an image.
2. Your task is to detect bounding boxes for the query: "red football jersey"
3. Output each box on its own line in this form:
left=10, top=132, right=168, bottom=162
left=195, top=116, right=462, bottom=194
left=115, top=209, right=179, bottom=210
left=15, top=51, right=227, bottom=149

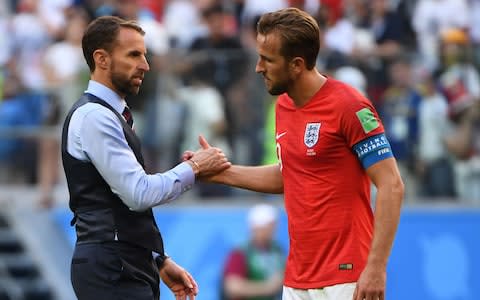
left=276, top=78, right=390, bottom=289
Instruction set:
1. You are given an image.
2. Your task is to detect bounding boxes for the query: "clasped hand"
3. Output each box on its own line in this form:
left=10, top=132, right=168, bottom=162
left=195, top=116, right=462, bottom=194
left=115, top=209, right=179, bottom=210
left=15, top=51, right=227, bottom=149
left=183, top=135, right=231, bottom=177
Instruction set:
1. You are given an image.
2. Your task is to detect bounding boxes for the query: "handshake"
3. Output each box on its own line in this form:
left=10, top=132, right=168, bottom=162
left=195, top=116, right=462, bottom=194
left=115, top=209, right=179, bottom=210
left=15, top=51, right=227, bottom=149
left=182, top=135, right=231, bottom=179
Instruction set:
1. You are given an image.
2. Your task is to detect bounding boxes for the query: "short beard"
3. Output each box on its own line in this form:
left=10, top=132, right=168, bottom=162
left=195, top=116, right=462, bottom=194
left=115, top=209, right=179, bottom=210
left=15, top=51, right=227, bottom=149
left=266, top=64, right=291, bottom=95
left=110, top=63, right=139, bottom=96
left=268, top=77, right=291, bottom=95
left=268, top=84, right=287, bottom=96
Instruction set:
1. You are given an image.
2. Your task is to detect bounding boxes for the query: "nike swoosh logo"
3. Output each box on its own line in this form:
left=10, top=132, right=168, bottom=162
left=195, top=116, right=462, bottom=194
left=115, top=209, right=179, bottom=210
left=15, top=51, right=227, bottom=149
left=276, top=132, right=287, bottom=140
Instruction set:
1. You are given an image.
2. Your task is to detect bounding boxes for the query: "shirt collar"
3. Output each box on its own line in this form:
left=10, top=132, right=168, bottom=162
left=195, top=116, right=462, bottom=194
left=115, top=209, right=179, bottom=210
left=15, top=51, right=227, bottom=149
left=85, top=80, right=126, bottom=114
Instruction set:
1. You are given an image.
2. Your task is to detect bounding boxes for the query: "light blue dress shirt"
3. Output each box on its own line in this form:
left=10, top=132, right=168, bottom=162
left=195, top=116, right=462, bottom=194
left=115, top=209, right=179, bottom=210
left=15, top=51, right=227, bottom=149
left=66, top=80, right=195, bottom=211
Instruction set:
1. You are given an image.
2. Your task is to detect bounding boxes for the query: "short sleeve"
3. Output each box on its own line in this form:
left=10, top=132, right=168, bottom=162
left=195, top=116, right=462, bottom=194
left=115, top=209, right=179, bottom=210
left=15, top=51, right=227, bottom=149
left=341, top=93, right=393, bottom=168
left=341, top=95, right=385, bottom=147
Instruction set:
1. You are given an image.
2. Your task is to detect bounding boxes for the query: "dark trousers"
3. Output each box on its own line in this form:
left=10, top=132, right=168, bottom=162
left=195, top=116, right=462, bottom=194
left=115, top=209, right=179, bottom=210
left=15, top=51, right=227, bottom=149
left=71, top=242, right=160, bottom=300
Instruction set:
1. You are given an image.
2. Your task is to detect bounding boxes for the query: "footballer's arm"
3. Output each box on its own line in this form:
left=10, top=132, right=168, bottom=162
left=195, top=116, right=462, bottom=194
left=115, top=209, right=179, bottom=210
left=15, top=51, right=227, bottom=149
left=207, top=164, right=284, bottom=194
left=354, top=157, right=404, bottom=300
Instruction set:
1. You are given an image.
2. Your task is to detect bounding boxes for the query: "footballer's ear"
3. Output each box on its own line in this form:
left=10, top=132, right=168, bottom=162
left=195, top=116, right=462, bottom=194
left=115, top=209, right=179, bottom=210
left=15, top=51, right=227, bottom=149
left=93, top=49, right=110, bottom=70
left=289, top=57, right=305, bottom=75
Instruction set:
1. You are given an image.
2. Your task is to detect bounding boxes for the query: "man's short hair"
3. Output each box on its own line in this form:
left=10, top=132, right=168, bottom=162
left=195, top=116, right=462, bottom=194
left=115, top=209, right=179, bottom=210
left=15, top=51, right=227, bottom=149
left=82, top=16, right=144, bottom=72
left=257, top=8, right=320, bottom=70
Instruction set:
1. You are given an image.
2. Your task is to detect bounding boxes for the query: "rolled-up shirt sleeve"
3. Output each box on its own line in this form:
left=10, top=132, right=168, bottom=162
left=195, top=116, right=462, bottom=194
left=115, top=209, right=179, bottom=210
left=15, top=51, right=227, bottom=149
left=78, top=107, right=195, bottom=211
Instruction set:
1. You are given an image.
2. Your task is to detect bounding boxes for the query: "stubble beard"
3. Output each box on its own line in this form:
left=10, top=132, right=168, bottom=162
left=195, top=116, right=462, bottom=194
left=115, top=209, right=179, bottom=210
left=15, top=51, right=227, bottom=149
left=267, top=77, right=291, bottom=96
left=268, top=83, right=287, bottom=96
left=110, top=64, right=140, bottom=96
left=265, top=65, right=291, bottom=95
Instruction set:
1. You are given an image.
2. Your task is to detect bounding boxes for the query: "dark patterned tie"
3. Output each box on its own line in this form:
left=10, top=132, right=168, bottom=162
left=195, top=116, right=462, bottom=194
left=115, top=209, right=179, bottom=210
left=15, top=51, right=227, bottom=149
left=122, top=106, right=134, bottom=129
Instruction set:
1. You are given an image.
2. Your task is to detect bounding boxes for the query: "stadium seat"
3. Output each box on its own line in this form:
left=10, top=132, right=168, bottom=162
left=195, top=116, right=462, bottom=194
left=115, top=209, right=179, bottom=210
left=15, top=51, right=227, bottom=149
left=0, top=214, right=54, bottom=300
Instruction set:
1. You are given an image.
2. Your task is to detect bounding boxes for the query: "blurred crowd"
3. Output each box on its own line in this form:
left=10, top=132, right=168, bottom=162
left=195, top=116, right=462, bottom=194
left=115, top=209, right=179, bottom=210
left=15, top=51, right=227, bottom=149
left=0, top=0, right=479, bottom=206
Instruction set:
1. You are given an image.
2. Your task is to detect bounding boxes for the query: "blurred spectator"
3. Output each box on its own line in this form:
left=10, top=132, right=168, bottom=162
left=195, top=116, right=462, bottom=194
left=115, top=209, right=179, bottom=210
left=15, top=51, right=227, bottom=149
left=237, top=0, right=318, bottom=28
left=142, top=0, right=164, bottom=21
left=221, top=203, right=285, bottom=300
left=10, top=0, right=54, bottom=91
left=0, top=73, right=25, bottom=165
left=42, top=10, right=89, bottom=101
left=75, top=0, right=108, bottom=19
left=0, top=72, right=45, bottom=183
left=0, top=1, right=11, bottom=16
left=412, top=0, right=470, bottom=71
left=436, top=28, right=480, bottom=118
left=39, top=0, right=73, bottom=36
left=379, top=56, right=421, bottom=198
left=334, top=65, right=367, bottom=95
left=319, top=1, right=356, bottom=56
left=315, top=15, right=352, bottom=77
left=144, top=77, right=187, bottom=172
left=439, top=28, right=480, bottom=204
left=182, top=3, right=248, bottom=157
left=393, top=0, right=417, bottom=48
left=163, top=0, right=205, bottom=48
left=38, top=8, right=89, bottom=208
left=347, top=0, right=411, bottom=105
left=0, top=7, right=12, bottom=73
left=415, top=67, right=456, bottom=198
left=470, top=0, right=480, bottom=68
left=444, top=100, right=480, bottom=204
left=177, top=62, right=232, bottom=197
left=239, top=0, right=286, bottom=28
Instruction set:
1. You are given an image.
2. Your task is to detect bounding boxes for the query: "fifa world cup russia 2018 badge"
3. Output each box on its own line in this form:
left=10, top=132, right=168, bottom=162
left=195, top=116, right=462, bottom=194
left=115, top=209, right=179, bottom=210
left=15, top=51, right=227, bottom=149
left=305, top=123, right=321, bottom=156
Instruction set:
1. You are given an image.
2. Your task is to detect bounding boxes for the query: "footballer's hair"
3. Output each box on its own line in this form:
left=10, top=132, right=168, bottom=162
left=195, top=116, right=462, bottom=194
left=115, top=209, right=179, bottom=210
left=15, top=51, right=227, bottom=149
left=82, top=16, right=145, bottom=72
left=257, top=7, right=320, bottom=70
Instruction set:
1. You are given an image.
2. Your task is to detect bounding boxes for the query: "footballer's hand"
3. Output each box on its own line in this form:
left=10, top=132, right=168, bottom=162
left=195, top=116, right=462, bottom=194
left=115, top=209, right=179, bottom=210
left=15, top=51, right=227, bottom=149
left=160, top=258, right=198, bottom=300
left=353, top=264, right=386, bottom=300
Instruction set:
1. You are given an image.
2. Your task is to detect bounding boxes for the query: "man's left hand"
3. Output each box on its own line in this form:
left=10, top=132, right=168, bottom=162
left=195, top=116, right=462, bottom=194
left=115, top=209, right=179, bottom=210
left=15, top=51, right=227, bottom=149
left=160, top=258, right=199, bottom=300
left=352, top=264, right=386, bottom=300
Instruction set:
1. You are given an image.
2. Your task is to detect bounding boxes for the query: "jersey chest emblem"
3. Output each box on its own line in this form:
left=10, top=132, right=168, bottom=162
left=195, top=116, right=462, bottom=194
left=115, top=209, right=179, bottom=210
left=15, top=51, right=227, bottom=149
left=304, top=123, right=321, bottom=148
